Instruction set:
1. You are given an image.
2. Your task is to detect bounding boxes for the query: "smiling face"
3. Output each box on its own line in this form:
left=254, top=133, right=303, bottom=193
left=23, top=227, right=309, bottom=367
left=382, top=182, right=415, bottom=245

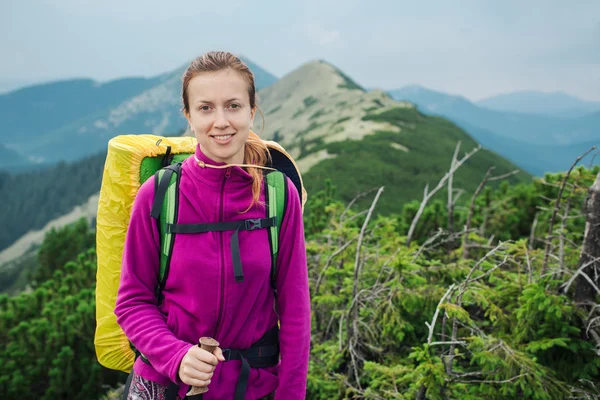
left=185, top=68, right=255, bottom=165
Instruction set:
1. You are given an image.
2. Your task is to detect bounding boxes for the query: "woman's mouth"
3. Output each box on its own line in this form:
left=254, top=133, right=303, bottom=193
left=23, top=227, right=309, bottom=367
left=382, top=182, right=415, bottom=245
left=211, top=133, right=235, bottom=144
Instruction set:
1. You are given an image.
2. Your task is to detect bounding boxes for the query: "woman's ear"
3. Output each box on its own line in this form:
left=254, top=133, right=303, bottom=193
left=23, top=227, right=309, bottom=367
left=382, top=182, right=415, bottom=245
left=184, top=111, right=194, bottom=133
left=250, top=107, right=256, bottom=127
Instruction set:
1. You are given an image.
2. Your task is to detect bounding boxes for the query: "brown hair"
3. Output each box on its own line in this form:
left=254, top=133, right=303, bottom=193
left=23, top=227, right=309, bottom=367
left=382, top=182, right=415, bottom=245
left=181, top=51, right=269, bottom=211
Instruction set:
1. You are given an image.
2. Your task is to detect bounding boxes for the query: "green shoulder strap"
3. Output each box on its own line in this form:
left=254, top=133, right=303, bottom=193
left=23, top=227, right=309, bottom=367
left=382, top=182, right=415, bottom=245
left=151, top=163, right=182, bottom=304
left=265, top=171, right=288, bottom=289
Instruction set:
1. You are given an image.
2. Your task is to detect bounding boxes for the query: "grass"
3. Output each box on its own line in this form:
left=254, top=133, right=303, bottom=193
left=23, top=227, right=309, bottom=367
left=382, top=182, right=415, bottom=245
left=303, top=107, right=529, bottom=216
left=310, top=109, right=328, bottom=120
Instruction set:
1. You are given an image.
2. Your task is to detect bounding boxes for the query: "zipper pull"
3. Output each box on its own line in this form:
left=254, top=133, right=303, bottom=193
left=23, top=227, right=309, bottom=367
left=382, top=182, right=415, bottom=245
left=225, top=167, right=231, bottom=178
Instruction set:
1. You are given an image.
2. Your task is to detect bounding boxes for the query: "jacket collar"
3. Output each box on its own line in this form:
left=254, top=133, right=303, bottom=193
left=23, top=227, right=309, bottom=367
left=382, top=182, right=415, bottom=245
left=184, top=144, right=254, bottom=189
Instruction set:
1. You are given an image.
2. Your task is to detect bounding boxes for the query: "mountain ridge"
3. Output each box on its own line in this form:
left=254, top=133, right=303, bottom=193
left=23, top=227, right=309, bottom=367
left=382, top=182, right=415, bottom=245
left=0, top=57, right=528, bottom=260
left=477, top=90, right=600, bottom=117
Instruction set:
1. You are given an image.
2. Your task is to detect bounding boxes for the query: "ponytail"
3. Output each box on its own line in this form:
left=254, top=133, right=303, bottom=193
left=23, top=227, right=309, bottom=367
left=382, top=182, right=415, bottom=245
left=243, top=124, right=271, bottom=212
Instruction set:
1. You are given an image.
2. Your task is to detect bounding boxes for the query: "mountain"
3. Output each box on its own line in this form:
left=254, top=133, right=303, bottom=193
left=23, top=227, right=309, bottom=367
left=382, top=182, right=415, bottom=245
left=0, top=77, right=163, bottom=142
left=389, top=85, right=599, bottom=144
left=455, top=120, right=598, bottom=176
left=0, top=59, right=528, bottom=259
left=477, top=90, right=600, bottom=117
left=255, top=61, right=528, bottom=215
left=0, top=144, right=22, bottom=168
left=388, top=86, right=599, bottom=175
left=0, top=56, right=278, bottom=166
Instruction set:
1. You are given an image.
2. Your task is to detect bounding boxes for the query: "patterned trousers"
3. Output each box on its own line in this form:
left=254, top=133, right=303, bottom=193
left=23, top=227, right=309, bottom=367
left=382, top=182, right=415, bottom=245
left=126, top=371, right=275, bottom=400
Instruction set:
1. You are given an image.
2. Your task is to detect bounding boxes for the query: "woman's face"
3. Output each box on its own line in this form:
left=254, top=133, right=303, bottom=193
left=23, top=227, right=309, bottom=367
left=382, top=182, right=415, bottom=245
left=185, top=69, right=255, bottom=165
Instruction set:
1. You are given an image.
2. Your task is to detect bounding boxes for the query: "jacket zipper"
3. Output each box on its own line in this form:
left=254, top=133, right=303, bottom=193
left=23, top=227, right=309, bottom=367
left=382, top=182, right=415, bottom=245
left=213, top=167, right=230, bottom=339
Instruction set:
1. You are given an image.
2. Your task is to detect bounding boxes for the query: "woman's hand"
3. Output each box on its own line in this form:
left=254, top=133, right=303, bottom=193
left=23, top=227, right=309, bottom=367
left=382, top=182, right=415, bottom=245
left=178, top=346, right=225, bottom=387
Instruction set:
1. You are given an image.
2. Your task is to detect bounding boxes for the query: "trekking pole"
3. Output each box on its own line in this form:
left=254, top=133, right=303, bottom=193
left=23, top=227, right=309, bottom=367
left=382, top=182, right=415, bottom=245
left=186, top=337, right=220, bottom=398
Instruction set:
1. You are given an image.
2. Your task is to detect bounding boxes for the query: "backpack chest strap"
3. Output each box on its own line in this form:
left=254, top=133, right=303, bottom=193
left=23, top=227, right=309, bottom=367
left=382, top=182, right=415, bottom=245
left=166, top=217, right=277, bottom=283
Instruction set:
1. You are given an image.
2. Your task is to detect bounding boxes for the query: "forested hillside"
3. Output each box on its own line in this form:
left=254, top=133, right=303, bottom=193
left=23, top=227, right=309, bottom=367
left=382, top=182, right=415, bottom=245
left=1, top=158, right=599, bottom=399
left=0, top=151, right=105, bottom=251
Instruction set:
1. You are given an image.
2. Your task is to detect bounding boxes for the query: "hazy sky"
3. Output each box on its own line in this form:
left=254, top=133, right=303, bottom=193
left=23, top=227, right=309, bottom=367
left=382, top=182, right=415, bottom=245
left=2, top=0, right=599, bottom=101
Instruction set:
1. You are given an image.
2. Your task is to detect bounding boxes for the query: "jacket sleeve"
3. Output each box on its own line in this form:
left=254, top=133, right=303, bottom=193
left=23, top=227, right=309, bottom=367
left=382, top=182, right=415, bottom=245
left=114, top=178, right=193, bottom=384
left=274, top=177, right=311, bottom=399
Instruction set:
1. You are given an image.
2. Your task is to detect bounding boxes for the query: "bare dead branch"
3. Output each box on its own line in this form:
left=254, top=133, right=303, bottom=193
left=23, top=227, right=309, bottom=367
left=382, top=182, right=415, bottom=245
left=412, top=228, right=444, bottom=263
left=430, top=340, right=467, bottom=347
left=341, top=187, right=380, bottom=222
left=488, top=169, right=521, bottom=182
left=464, top=167, right=494, bottom=258
left=447, top=373, right=528, bottom=384
left=352, top=186, right=385, bottom=318
left=448, top=142, right=461, bottom=236
left=588, top=149, right=599, bottom=170
left=406, top=144, right=481, bottom=246
left=561, top=257, right=600, bottom=294
left=314, top=237, right=356, bottom=296
left=542, top=146, right=597, bottom=274
left=529, top=212, right=539, bottom=252
left=426, top=284, right=456, bottom=344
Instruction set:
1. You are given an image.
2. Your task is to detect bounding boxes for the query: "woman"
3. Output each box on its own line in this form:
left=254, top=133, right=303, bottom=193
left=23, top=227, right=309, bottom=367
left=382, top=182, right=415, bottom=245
left=115, top=51, right=311, bottom=400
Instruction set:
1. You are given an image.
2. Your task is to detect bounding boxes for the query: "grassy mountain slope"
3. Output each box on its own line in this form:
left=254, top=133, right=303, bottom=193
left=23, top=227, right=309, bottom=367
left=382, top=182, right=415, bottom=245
left=257, top=61, right=528, bottom=215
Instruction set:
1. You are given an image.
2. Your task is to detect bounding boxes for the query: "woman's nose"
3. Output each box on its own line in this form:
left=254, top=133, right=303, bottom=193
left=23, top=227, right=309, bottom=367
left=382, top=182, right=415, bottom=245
left=214, top=109, right=230, bottom=129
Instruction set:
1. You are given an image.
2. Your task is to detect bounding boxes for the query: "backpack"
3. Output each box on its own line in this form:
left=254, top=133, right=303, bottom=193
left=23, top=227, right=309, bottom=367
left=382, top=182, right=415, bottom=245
left=94, top=133, right=306, bottom=373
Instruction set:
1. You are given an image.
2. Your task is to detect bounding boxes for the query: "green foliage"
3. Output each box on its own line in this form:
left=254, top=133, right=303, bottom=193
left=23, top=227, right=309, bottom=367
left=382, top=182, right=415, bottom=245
left=31, top=218, right=96, bottom=287
left=304, top=96, right=318, bottom=108
left=331, top=65, right=364, bottom=91
left=267, top=105, right=281, bottom=115
left=0, top=247, right=125, bottom=399
left=0, top=250, right=38, bottom=294
left=305, top=168, right=600, bottom=399
left=2, top=152, right=599, bottom=400
left=334, top=116, right=351, bottom=125
left=311, top=109, right=328, bottom=120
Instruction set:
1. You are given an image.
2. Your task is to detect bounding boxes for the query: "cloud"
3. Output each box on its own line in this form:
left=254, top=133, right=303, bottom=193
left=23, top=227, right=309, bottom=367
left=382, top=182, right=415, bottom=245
left=303, top=23, right=342, bottom=47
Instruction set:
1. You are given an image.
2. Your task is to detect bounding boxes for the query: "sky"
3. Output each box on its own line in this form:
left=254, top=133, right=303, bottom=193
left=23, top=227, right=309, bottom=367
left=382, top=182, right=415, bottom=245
left=2, top=0, right=600, bottom=101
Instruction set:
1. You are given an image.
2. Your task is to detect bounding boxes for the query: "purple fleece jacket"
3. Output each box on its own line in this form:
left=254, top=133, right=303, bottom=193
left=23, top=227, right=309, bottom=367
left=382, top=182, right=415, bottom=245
left=114, top=144, right=311, bottom=399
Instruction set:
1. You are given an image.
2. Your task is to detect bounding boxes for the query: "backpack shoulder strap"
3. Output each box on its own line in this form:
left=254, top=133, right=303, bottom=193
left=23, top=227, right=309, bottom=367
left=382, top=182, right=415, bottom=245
left=150, top=162, right=182, bottom=305
left=264, top=171, right=288, bottom=290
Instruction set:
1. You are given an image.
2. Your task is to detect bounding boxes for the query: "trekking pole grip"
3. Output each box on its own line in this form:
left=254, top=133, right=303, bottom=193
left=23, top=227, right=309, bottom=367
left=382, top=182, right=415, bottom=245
left=186, top=337, right=220, bottom=397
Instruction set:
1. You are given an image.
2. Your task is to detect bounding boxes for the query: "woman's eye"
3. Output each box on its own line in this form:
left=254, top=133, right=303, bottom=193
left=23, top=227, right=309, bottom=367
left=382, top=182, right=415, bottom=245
left=199, top=105, right=211, bottom=111
left=229, top=103, right=240, bottom=109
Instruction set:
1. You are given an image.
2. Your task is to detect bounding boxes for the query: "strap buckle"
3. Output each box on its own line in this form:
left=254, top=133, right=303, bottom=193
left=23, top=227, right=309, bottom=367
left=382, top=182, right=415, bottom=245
left=221, top=349, right=239, bottom=361
left=245, top=219, right=262, bottom=231
left=222, top=348, right=232, bottom=361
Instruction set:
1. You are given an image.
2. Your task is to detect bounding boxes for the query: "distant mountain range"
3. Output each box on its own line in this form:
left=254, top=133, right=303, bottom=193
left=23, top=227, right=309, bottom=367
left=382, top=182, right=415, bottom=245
left=388, top=86, right=599, bottom=175
left=477, top=90, right=600, bottom=117
left=0, top=57, right=277, bottom=169
left=3, top=58, right=598, bottom=177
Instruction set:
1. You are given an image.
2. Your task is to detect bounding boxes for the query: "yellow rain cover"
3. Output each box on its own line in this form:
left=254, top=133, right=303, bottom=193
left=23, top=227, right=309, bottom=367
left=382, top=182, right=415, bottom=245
left=94, top=134, right=196, bottom=373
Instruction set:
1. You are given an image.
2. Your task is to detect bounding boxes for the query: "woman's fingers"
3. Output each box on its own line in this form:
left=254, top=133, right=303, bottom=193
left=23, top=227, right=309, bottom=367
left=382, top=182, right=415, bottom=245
left=181, top=376, right=212, bottom=388
left=192, top=346, right=219, bottom=366
left=183, top=353, right=216, bottom=373
left=178, top=346, right=219, bottom=385
left=213, top=346, right=225, bottom=362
